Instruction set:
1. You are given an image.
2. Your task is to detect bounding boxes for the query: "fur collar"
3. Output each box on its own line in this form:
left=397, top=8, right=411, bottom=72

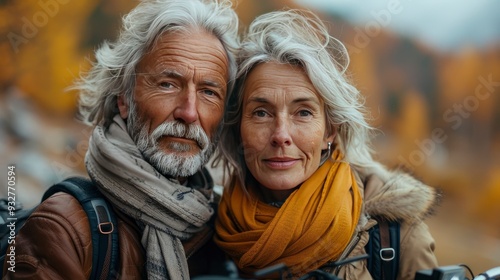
left=360, top=169, right=439, bottom=222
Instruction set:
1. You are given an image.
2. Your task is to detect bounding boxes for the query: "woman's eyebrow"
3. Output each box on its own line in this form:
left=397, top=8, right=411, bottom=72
left=247, top=96, right=270, bottom=104
left=292, top=97, right=320, bottom=105
left=246, top=96, right=320, bottom=106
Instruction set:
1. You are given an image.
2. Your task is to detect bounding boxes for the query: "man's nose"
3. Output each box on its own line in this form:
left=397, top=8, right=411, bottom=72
left=173, top=88, right=199, bottom=124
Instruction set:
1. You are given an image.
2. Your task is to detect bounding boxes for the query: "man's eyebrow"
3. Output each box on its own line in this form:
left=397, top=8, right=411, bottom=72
left=159, top=69, right=183, bottom=78
left=201, top=79, right=224, bottom=88
left=139, top=70, right=224, bottom=88
left=135, top=69, right=183, bottom=78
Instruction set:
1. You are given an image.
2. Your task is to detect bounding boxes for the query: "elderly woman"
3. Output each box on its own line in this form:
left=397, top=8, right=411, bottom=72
left=214, top=9, right=439, bottom=280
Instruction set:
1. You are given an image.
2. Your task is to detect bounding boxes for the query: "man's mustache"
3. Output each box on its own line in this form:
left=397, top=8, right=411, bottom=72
left=150, top=122, right=210, bottom=150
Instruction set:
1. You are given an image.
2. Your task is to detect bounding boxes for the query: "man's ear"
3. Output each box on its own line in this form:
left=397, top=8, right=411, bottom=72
left=117, top=94, right=129, bottom=119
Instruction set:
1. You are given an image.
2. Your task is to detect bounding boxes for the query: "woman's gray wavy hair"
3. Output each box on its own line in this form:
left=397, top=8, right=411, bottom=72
left=74, top=0, right=239, bottom=128
left=217, top=9, right=389, bottom=190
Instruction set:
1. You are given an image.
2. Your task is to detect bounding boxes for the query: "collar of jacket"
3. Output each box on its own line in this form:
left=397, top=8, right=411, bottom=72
left=357, top=168, right=439, bottom=223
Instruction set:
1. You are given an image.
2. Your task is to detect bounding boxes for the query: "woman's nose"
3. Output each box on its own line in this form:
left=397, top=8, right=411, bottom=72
left=270, top=117, right=292, bottom=147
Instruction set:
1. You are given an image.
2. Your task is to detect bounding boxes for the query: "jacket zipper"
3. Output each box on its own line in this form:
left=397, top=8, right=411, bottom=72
left=334, top=231, right=361, bottom=274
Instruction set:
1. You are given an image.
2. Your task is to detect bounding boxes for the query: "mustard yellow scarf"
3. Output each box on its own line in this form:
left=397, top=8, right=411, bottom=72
left=215, top=152, right=362, bottom=278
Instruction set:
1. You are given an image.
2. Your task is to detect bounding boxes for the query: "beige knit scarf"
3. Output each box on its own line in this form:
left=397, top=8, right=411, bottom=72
left=85, top=115, right=214, bottom=280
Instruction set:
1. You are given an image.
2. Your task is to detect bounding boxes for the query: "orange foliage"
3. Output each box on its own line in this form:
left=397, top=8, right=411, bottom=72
left=1, top=0, right=499, bottom=227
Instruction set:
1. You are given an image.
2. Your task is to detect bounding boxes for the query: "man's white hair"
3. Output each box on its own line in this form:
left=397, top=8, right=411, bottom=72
left=74, top=0, right=239, bottom=128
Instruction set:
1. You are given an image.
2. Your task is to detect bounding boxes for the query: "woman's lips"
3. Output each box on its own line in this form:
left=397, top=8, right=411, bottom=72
left=263, top=157, right=299, bottom=169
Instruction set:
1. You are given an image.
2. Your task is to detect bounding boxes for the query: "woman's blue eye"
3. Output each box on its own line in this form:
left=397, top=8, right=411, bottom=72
left=254, top=110, right=267, bottom=117
left=298, top=110, right=312, bottom=117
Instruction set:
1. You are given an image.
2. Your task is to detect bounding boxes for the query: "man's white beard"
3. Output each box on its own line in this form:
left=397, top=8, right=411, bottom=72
left=127, top=108, right=215, bottom=178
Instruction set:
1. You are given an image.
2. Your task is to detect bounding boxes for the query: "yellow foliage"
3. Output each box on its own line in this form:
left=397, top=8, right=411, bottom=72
left=1, top=0, right=127, bottom=116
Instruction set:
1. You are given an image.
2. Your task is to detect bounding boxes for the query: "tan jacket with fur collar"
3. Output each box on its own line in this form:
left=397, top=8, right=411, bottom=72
left=333, top=168, right=439, bottom=280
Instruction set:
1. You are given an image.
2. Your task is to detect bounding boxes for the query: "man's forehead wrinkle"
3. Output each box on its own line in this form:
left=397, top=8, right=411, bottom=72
left=136, top=68, right=226, bottom=85
left=156, top=35, right=228, bottom=66
left=139, top=54, right=226, bottom=73
left=156, top=40, right=226, bottom=59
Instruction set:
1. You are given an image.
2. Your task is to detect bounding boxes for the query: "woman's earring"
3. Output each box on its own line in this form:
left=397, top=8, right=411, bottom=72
left=320, top=142, right=332, bottom=165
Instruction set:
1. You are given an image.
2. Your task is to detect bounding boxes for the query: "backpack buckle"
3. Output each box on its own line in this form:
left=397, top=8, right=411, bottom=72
left=380, top=248, right=395, bottom=261
left=98, top=222, right=114, bottom=234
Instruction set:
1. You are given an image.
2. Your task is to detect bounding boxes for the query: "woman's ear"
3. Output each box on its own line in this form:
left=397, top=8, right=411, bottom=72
left=322, top=126, right=337, bottom=149
left=117, top=94, right=129, bottom=119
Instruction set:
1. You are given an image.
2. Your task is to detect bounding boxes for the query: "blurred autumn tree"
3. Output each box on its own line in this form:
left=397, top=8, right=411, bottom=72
left=0, top=0, right=136, bottom=116
left=1, top=0, right=500, bottom=273
left=1, top=0, right=500, bottom=232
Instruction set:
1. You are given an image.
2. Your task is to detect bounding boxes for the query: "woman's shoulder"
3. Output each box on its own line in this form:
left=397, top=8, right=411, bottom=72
left=360, top=168, right=439, bottom=223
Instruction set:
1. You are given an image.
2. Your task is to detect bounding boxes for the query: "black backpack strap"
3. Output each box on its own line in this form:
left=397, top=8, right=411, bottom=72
left=43, top=177, right=119, bottom=280
left=365, top=218, right=400, bottom=280
left=379, top=219, right=400, bottom=280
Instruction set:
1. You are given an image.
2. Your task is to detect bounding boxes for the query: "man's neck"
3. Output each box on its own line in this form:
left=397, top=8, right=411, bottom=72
left=177, top=177, right=188, bottom=185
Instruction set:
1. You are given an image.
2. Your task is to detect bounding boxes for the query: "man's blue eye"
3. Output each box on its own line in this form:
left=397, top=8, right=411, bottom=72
left=203, top=89, right=216, bottom=96
left=160, top=82, right=174, bottom=88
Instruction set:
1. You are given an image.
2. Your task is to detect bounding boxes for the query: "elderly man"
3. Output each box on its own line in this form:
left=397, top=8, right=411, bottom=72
left=3, top=0, right=239, bottom=279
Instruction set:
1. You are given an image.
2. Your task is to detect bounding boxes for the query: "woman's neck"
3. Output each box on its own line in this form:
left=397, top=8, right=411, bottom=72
left=258, top=185, right=300, bottom=205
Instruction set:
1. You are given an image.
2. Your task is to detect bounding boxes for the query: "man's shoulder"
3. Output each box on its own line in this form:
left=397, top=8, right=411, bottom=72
left=33, top=192, right=89, bottom=226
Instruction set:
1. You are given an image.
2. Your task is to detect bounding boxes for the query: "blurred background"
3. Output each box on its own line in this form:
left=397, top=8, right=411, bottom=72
left=1, top=0, right=499, bottom=275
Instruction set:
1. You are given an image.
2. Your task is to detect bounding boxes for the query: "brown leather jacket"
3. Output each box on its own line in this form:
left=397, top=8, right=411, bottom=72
left=2, top=192, right=225, bottom=279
